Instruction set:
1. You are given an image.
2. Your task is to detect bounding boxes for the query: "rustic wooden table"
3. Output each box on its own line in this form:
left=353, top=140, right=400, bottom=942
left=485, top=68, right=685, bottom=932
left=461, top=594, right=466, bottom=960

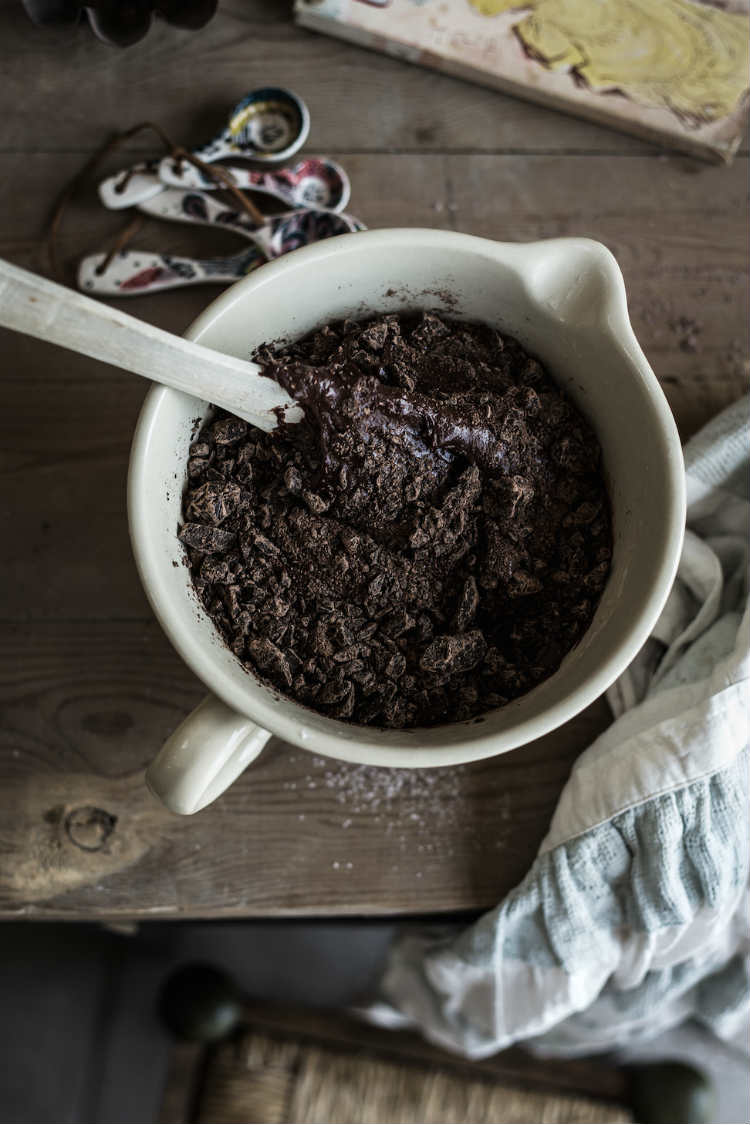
left=0, top=1, right=746, bottom=920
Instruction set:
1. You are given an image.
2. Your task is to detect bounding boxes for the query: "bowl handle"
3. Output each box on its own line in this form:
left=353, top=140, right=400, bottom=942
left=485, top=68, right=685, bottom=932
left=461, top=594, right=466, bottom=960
left=146, top=695, right=272, bottom=815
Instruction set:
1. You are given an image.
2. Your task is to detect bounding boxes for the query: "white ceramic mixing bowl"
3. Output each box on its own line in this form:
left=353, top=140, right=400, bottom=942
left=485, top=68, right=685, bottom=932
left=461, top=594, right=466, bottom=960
left=128, top=229, right=685, bottom=814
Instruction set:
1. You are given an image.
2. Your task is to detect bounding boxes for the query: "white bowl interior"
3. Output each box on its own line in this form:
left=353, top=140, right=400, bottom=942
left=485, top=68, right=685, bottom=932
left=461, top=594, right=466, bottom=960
left=129, top=230, right=684, bottom=767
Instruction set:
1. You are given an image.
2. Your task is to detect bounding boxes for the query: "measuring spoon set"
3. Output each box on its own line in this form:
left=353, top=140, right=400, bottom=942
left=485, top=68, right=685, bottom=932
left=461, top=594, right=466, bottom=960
left=82, top=88, right=362, bottom=297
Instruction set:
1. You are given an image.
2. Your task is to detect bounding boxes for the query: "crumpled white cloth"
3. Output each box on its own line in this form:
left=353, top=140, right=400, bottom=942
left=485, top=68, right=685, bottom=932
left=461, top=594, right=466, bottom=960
left=371, top=398, right=749, bottom=1058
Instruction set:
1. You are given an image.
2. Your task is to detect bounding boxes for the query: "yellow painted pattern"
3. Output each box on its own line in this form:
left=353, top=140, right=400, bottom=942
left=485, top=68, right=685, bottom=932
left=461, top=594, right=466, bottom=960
left=229, top=102, right=293, bottom=139
left=466, top=0, right=750, bottom=122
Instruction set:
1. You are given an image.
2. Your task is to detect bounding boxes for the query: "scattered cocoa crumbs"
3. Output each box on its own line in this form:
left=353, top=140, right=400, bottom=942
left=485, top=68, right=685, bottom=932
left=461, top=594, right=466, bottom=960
left=180, top=312, right=612, bottom=728
left=670, top=314, right=703, bottom=354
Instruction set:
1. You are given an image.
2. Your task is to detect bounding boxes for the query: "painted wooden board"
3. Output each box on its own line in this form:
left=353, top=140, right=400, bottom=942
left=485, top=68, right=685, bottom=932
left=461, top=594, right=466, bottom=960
left=296, top=0, right=750, bottom=162
left=3, top=0, right=746, bottom=158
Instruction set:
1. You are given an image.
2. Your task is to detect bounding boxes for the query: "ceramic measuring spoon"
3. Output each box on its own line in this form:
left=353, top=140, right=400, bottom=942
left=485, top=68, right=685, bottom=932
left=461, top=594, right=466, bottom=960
left=136, top=188, right=365, bottom=258
left=157, top=156, right=351, bottom=212
left=98, top=87, right=311, bottom=210
left=78, top=245, right=265, bottom=296
left=100, top=156, right=350, bottom=213
left=190, top=87, right=310, bottom=164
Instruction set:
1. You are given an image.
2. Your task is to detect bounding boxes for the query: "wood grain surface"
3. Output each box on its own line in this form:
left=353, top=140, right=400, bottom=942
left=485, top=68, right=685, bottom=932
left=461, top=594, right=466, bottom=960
left=0, top=0, right=747, bottom=918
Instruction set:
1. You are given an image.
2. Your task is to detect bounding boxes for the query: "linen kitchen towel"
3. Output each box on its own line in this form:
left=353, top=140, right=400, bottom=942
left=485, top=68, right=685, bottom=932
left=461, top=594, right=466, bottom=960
left=373, top=397, right=749, bottom=1057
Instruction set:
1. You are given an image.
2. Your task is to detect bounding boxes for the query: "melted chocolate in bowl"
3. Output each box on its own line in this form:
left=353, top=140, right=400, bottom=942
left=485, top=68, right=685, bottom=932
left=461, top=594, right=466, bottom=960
left=179, top=312, right=612, bottom=728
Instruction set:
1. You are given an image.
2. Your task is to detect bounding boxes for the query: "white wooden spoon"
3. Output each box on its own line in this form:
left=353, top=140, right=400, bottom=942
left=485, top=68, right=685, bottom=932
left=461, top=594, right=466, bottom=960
left=0, top=259, right=302, bottom=432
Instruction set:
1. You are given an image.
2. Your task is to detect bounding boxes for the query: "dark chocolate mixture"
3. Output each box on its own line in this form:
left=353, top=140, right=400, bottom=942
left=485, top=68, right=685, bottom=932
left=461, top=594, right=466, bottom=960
left=180, top=312, right=612, bottom=728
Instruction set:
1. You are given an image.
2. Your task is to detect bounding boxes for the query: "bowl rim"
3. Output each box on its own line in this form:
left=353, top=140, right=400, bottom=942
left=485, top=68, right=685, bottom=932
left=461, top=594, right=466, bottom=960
left=128, top=228, right=686, bottom=767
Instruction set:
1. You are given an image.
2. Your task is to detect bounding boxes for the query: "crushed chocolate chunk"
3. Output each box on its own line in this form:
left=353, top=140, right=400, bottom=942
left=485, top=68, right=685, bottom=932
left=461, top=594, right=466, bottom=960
left=180, top=312, right=612, bottom=728
left=420, top=630, right=487, bottom=675
left=179, top=523, right=236, bottom=554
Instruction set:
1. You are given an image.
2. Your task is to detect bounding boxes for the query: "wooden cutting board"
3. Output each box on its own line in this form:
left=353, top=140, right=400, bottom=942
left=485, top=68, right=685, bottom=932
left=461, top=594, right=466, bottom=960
left=295, top=0, right=750, bottom=163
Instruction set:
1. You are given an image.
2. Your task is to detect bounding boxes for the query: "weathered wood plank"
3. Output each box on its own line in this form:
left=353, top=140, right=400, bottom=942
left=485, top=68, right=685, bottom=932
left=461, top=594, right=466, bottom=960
left=0, top=152, right=452, bottom=267
left=1, top=0, right=746, bottom=923
left=0, top=151, right=745, bottom=621
left=0, top=362, right=151, bottom=622
left=0, top=1, right=701, bottom=157
left=0, top=621, right=611, bottom=917
left=447, top=154, right=749, bottom=435
left=1, top=152, right=743, bottom=396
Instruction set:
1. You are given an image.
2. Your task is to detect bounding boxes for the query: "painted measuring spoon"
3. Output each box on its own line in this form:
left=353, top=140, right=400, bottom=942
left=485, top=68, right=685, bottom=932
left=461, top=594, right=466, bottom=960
left=99, top=156, right=350, bottom=213
left=157, top=156, right=351, bottom=212
left=97, top=87, right=310, bottom=210
left=77, top=199, right=365, bottom=296
left=196, top=87, right=310, bottom=163
left=136, top=188, right=365, bottom=258
left=78, top=245, right=265, bottom=296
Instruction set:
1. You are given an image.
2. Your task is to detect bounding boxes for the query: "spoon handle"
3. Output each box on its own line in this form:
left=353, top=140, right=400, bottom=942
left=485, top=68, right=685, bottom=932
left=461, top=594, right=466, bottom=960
left=137, top=190, right=365, bottom=260
left=0, top=258, right=299, bottom=432
left=98, top=163, right=164, bottom=210
left=78, top=247, right=265, bottom=296
left=138, top=187, right=260, bottom=237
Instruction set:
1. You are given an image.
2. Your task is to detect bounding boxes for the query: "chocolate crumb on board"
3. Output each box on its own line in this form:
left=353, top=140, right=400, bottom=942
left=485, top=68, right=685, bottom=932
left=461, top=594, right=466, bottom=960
left=179, top=312, right=612, bottom=728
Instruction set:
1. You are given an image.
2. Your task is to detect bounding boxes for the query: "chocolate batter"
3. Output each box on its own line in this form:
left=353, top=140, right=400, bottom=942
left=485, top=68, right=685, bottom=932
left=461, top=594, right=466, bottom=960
left=180, top=312, right=612, bottom=728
